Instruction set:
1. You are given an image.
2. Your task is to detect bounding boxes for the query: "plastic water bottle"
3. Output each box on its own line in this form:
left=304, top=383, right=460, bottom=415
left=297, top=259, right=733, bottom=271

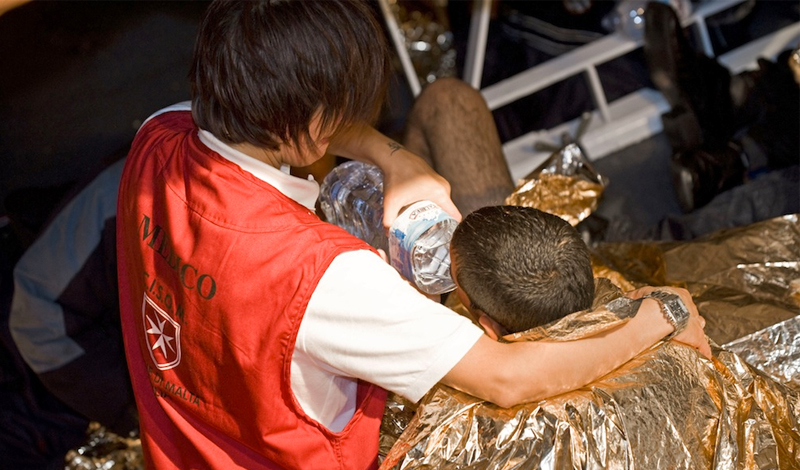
left=319, top=161, right=457, bottom=295
left=388, top=201, right=457, bottom=295
left=319, top=160, right=388, bottom=252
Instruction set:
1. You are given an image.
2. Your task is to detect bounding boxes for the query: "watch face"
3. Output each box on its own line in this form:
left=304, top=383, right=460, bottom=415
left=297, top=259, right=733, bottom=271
left=662, top=294, right=689, bottom=326
left=647, top=291, right=689, bottom=326
left=645, top=290, right=691, bottom=340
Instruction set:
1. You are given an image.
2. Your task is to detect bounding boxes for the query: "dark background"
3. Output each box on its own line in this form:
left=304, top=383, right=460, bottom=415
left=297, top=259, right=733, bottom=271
left=0, top=0, right=796, bottom=235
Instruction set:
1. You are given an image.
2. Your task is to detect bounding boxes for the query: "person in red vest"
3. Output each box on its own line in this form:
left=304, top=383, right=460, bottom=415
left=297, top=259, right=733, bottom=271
left=115, top=1, right=710, bottom=469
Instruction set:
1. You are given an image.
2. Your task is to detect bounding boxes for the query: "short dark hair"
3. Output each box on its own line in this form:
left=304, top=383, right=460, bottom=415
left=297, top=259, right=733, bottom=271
left=190, top=0, right=390, bottom=150
left=451, top=206, right=594, bottom=333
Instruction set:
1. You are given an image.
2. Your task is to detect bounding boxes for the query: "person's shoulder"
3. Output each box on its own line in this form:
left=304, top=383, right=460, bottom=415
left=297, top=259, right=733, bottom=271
left=129, top=102, right=196, bottom=160
left=327, top=249, right=387, bottom=275
left=135, top=102, right=194, bottom=139
left=140, top=102, right=192, bottom=128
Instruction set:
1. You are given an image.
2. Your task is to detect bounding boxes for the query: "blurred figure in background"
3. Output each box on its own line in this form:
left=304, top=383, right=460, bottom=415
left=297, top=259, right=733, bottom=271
left=644, top=1, right=799, bottom=213
left=1, top=152, right=132, bottom=469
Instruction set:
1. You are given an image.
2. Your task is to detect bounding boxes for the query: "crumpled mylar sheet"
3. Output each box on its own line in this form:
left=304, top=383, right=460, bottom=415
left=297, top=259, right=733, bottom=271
left=380, top=145, right=800, bottom=468
left=380, top=282, right=800, bottom=470
left=592, top=214, right=800, bottom=346
left=65, top=422, right=143, bottom=470
left=388, top=0, right=456, bottom=85
left=504, top=143, right=607, bottom=227
left=725, top=314, right=800, bottom=389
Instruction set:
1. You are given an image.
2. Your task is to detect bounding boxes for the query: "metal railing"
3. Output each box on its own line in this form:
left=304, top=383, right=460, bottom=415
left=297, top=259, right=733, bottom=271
left=381, top=0, right=799, bottom=181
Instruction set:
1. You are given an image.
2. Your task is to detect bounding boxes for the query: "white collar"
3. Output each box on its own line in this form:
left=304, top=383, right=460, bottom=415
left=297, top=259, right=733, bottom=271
left=198, top=129, right=320, bottom=211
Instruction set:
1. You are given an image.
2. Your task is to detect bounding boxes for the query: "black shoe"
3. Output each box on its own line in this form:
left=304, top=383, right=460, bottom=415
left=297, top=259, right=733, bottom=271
left=659, top=104, right=703, bottom=153
left=643, top=2, right=694, bottom=109
left=669, top=146, right=746, bottom=212
left=644, top=2, right=735, bottom=151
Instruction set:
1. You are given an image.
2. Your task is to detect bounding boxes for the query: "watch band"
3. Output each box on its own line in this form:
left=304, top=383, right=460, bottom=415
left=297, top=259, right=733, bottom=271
left=643, top=290, right=691, bottom=341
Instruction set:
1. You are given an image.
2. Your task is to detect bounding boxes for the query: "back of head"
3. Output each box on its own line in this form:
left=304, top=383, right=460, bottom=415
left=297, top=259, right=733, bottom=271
left=190, top=0, right=390, bottom=150
left=451, top=206, right=594, bottom=333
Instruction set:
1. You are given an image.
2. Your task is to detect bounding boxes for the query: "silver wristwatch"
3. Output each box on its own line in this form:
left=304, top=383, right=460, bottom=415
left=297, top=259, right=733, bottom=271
left=643, top=290, right=690, bottom=340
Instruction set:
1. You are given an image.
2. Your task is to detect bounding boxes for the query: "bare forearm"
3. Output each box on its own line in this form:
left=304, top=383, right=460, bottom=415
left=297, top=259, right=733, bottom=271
left=443, top=299, right=672, bottom=407
left=327, top=123, right=461, bottom=224
left=327, top=123, right=401, bottom=167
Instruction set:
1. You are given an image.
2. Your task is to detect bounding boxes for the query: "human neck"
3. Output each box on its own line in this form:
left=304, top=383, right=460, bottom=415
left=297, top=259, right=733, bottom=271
left=230, top=141, right=284, bottom=169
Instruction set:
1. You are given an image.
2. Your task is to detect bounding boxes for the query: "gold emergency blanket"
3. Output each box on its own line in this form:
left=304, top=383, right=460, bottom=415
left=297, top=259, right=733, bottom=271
left=726, top=313, right=800, bottom=392
left=380, top=143, right=800, bottom=469
left=380, top=281, right=800, bottom=469
left=591, top=214, right=800, bottom=346
left=65, top=423, right=142, bottom=470
left=505, top=143, right=607, bottom=226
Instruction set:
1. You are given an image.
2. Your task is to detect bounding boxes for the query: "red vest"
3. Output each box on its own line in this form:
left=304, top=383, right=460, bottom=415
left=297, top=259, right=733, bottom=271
left=117, top=110, right=387, bottom=469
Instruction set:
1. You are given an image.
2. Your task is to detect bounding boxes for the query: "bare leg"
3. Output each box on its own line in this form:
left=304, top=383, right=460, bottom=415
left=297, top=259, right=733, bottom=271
left=402, top=78, right=515, bottom=215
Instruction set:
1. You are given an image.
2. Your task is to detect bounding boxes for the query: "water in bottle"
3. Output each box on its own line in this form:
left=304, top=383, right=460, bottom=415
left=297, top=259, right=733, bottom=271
left=319, top=161, right=457, bottom=295
left=319, top=160, right=388, bottom=252
left=389, top=201, right=457, bottom=295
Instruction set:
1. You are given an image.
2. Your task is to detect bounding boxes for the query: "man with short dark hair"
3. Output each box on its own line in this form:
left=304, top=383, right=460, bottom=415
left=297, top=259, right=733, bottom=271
left=451, top=205, right=594, bottom=338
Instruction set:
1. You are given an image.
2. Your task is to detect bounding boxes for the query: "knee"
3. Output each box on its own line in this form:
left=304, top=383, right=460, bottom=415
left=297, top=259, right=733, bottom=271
left=417, top=77, right=486, bottom=109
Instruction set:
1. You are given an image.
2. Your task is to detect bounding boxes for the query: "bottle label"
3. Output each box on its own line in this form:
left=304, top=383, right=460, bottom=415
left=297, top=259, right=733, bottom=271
left=388, top=201, right=451, bottom=286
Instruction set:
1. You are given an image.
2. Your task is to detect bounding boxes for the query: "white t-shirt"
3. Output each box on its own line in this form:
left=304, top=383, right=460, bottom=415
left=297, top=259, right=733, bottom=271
left=197, top=124, right=483, bottom=432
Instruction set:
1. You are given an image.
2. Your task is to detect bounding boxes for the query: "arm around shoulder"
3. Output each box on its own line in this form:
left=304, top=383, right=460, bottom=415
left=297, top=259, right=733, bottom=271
left=442, top=295, right=709, bottom=408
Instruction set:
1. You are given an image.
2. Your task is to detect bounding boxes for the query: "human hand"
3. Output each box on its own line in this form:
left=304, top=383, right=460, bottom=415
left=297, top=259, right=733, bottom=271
left=380, top=148, right=462, bottom=228
left=626, top=286, right=711, bottom=359
left=672, top=313, right=711, bottom=359
left=327, top=124, right=462, bottom=228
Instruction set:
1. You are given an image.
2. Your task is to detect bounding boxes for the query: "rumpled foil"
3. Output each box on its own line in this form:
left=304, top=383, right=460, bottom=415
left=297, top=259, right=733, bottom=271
left=381, top=154, right=800, bottom=468
left=380, top=281, right=800, bottom=470
left=724, top=314, right=800, bottom=389
left=65, top=422, right=143, bottom=470
left=67, top=214, right=800, bottom=469
left=505, top=144, right=607, bottom=226
left=380, top=392, right=420, bottom=461
left=388, top=0, right=456, bottom=85
left=592, top=214, right=800, bottom=345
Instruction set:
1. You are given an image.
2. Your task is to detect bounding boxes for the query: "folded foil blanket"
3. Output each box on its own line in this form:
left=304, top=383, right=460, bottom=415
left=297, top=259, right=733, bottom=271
left=382, top=147, right=800, bottom=468
left=380, top=281, right=800, bottom=469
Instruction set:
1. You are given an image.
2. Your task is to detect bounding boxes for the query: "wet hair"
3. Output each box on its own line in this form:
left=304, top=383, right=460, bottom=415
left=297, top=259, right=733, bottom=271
left=451, top=206, right=594, bottom=333
left=190, top=0, right=390, bottom=150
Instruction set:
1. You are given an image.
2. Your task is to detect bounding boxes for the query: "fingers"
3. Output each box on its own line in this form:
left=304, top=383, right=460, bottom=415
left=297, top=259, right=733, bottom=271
left=628, top=286, right=712, bottom=358
left=695, top=340, right=712, bottom=359
left=381, top=198, right=409, bottom=229
left=628, top=286, right=710, bottom=358
left=626, top=286, right=699, bottom=317
left=673, top=315, right=712, bottom=359
left=433, top=195, right=462, bottom=222
left=382, top=179, right=462, bottom=228
left=382, top=200, right=401, bottom=228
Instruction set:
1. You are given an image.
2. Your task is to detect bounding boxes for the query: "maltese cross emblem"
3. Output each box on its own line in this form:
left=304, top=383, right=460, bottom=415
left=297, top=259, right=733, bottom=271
left=142, top=294, right=181, bottom=370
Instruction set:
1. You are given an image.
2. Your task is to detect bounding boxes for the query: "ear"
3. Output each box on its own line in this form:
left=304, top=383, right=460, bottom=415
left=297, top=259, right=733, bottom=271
left=477, top=313, right=506, bottom=341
